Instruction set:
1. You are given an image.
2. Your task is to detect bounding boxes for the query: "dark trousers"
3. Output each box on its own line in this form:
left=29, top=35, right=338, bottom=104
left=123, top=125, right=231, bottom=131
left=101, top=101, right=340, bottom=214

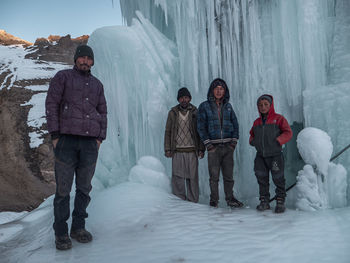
left=53, top=135, right=98, bottom=236
left=207, top=144, right=235, bottom=203
left=254, top=153, right=286, bottom=200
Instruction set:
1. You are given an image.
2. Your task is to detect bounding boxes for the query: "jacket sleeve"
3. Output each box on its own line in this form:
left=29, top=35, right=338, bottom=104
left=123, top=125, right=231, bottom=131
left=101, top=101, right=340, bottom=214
left=197, top=103, right=210, bottom=147
left=249, top=125, right=255, bottom=146
left=97, top=85, right=108, bottom=141
left=45, top=71, right=65, bottom=134
left=230, top=105, right=239, bottom=140
left=276, top=116, right=293, bottom=145
left=164, top=110, right=173, bottom=152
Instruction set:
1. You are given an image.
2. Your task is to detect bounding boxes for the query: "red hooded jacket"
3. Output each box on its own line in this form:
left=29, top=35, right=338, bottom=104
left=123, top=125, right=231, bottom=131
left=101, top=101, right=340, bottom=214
left=249, top=94, right=292, bottom=157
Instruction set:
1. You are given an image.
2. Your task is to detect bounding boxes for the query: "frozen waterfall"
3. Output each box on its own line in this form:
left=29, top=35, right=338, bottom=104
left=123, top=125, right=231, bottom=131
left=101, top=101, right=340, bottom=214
left=88, top=0, right=350, bottom=207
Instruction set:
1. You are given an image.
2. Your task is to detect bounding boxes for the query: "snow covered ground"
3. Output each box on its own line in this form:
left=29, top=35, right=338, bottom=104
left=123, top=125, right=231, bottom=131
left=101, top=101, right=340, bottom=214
left=1, top=181, right=350, bottom=263
left=0, top=45, right=70, bottom=148
left=1, top=152, right=349, bottom=263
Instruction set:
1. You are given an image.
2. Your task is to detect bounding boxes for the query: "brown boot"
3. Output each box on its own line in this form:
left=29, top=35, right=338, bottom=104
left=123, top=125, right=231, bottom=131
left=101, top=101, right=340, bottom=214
left=275, top=198, right=286, bottom=213
left=55, top=234, right=72, bottom=250
left=70, top=229, right=93, bottom=243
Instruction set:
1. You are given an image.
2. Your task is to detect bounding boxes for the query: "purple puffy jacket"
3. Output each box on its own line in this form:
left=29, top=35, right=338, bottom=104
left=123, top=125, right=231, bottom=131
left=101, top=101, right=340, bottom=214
left=45, top=66, right=107, bottom=141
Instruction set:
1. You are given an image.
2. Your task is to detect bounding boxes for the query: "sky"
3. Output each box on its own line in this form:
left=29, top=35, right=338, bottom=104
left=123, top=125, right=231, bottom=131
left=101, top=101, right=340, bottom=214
left=0, top=0, right=123, bottom=43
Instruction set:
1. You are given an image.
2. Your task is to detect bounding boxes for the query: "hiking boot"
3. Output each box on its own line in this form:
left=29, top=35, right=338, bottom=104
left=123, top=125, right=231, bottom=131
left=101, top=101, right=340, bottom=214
left=256, top=197, right=270, bottom=211
left=55, top=234, right=72, bottom=250
left=275, top=198, right=285, bottom=213
left=70, top=228, right=93, bottom=243
left=209, top=200, right=218, bottom=208
left=226, top=197, right=244, bottom=208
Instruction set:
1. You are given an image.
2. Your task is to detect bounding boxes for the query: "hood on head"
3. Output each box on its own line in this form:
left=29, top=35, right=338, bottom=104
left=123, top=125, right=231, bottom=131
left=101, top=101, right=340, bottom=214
left=207, top=78, right=230, bottom=102
left=257, top=94, right=276, bottom=117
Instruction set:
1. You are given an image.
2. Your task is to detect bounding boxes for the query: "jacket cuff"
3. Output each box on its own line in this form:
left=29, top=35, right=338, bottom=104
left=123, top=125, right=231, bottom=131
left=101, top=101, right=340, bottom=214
left=51, top=131, right=60, bottom=140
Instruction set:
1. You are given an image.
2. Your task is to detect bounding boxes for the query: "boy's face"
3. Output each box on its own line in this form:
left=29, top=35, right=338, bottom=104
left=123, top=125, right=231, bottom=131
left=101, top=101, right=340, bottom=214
left=213, top=85, right=225, bottom=100
left=258, top=99, right=271, bottom=114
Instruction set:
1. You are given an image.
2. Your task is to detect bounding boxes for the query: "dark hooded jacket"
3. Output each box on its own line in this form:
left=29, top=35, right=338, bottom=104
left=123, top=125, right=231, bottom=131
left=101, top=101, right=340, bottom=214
left=197, top=78, right=239, bottom=148
left=45, top=66, right=107, bottom=141
left=249, top=94, right=292, bottom=157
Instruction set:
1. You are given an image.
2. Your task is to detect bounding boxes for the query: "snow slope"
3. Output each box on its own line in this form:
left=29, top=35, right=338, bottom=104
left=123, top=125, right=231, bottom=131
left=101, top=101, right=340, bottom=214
left=1, top=181, right=350, bottom=263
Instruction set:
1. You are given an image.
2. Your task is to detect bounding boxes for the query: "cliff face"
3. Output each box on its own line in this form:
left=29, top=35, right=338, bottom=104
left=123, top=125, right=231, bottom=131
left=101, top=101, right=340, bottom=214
left=25, top=34, right=89, bottom=64
left=0, top=33, right=88, bottom=212
left=0, top=29, right=33, bottom=47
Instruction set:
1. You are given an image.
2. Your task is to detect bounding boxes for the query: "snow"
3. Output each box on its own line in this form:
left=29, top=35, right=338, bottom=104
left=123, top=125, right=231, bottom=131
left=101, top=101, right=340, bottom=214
left=21, top=92, right=48, bottom=148
left=129, top=156, right=171, bottom=193
left=297, top=127, right=333, bottom=175
left=1, top=181, right=350, bottom=263
left=1, top=0, right=350, bottom=262
left=0, top=45, right=70, bottom=148
left=0, top=45, right=68, bottom=90
left=296, top=128, right=347, bottom=210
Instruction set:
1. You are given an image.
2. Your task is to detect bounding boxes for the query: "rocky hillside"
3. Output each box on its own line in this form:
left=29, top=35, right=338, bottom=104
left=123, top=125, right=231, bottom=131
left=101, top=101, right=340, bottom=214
left=0, top=33, right=88, bottom=212
left=0, top=29, right=32, bottom=47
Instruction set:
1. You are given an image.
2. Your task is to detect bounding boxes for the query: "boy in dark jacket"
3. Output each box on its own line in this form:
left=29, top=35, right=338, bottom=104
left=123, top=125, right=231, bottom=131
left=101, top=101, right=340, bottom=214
left=249, top=94, right=292, bottom=213
left=197, top=78, right=243, bottom=208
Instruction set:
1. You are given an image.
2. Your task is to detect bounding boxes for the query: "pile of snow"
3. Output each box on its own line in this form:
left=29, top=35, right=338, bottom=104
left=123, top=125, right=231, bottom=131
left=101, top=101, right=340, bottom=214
left=128, top=156, right=171, bottom=193
left=297, top=127, right=333, bottom=175
left=296, top=127, right=347, bottom=211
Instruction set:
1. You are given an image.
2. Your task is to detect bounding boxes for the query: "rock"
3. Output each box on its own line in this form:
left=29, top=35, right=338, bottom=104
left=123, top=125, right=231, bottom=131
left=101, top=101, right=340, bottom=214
left=0, top=29, right=33, bottom=47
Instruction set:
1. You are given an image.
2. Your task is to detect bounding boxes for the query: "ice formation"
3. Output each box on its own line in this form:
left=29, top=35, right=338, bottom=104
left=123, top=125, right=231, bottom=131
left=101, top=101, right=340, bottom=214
left=296, top=127, right=347, bottom=211
left=87, top=0, right=350, bottom=206
left=129, top=156, right=171, bottom=193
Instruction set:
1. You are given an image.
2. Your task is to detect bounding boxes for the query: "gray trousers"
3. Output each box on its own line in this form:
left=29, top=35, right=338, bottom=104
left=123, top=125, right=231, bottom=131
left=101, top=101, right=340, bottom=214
left=207, top=144, right=235, bottom=203
left=172, top=152, right=199, bottom=203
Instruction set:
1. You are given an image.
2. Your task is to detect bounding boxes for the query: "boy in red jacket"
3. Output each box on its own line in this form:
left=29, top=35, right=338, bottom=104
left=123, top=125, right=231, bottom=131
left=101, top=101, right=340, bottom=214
left=249, top=95, right=292, bottom=213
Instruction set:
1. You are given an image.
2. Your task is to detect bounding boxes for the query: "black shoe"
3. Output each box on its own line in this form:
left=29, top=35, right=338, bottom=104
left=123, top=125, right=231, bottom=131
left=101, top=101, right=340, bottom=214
left=256, top=197, right=270, bottom=211
left=227, top=197, right=244, bottom=208
left=55, top=234, right=72, bottom=250
left=209, top=200, right=218, bottom=208
left=70, top=229, right=93, bottom=243
left=275, top=198, right=285, bottom=213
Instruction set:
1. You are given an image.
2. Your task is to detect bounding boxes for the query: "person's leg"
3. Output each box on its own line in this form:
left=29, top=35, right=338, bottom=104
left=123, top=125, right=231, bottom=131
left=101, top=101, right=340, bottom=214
left=268, top=154, right=286, bottom=213
left=208, top=147, right=221, bottom=206
left=185, top=152, right=199, bottom=203
left=53, top=135, right=77, bottom=237
left=269, top=154, right=286, bottom=200
left=221, top=145, right=234, bottom=201
left=222, top=145, right=243, bottom=207
left=171, top=152, right=187, bottom=200
left=254, top=154, right=270, bottom=200
left=71, top=137, right=98, bottom=234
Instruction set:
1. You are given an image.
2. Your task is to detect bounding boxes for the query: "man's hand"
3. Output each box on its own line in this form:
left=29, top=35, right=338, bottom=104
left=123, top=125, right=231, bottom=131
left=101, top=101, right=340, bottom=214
left=96, top=140, right=101, bottom=150
left=229, top=141, right=237, bottom=151
left=52, top=138, right=59, bottom=149
left=198, top=151, right=204, bottom=159
left=165, top=151, right=172, bottom=158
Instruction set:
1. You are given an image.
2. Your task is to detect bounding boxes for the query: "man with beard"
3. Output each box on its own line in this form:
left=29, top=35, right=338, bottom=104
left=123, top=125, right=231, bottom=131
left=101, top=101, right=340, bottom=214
left=46, top=45, right=107, bottom=250
left=164, top=87, right=205, bottom=203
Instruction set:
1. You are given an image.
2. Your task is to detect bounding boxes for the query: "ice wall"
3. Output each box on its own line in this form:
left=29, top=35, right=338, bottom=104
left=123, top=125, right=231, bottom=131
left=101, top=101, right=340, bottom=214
left=89, top=12, right=178, bottom=186
left=89, top=0, right=349, bottom=205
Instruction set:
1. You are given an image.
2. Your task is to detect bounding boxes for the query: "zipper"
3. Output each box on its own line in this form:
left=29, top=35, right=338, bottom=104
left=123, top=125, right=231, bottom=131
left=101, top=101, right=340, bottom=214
left=262, top=123, right=265, bottom=157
